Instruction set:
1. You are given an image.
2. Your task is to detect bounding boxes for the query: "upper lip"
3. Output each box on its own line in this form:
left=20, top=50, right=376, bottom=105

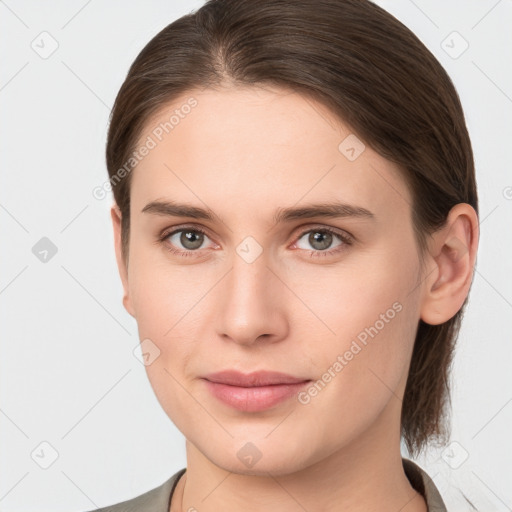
left=203, top=370, right=310, bottom=387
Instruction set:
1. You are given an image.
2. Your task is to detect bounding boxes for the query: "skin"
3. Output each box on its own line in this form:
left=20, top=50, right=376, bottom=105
left=111, top=85, right=479, bottom=512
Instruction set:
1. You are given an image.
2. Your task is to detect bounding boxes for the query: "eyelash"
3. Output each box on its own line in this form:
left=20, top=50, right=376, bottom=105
left=157, top=224, right=354, bottom=260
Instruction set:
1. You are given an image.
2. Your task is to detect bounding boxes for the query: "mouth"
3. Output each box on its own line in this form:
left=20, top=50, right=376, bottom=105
left=201, top=370, right=312, bottom=412
left=202, top=369, right=311, bottom=387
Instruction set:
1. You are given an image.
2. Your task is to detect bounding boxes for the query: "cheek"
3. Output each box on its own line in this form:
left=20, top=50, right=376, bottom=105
left=127, top=239, right=206, bottom=331
left=293, top=247, right=421, bottom=401
left=126, top=248, right=197, bottom=394
left=294, top=294, right=419, bottom=449
left=286, top=246, right=418, bottom=340
left=135, top=326, right=199, bottom=434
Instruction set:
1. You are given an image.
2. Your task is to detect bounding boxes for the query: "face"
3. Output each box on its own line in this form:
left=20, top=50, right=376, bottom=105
left=114, top=85, right=426, bottom=475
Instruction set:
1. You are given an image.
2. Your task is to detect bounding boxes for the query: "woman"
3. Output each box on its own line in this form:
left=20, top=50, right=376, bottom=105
left=91, top=0, right=479, bottom=510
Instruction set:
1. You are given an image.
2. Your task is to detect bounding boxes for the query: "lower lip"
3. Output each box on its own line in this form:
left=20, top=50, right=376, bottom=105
left=203, top=379, right=311, bottom=412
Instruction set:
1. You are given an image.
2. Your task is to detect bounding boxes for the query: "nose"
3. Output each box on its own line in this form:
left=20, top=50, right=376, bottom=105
left=215, top=253, right=288, bottom=347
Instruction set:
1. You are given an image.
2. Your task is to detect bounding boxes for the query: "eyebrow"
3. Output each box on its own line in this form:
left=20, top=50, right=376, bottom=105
left=141, top=200, right=376, bottom=224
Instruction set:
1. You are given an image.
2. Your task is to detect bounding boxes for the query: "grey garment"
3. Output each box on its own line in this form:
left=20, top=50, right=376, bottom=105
left=86, top=458, right=446, bottom=511
left=85, top=469, right=185, bottom=512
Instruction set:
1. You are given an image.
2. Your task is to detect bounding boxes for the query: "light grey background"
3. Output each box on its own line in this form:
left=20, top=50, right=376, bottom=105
left=1, top=1, right=511, bottom=511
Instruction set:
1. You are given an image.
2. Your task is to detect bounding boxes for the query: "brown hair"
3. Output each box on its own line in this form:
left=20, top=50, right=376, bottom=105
left=105, top=0, right=478, bottom=457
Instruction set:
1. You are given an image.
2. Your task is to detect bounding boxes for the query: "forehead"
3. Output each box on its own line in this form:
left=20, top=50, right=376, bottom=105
left=130, top=86, right=412, bottom=225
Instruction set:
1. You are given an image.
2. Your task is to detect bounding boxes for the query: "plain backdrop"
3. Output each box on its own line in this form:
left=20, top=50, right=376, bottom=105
left=1, top=1, right=511, bottom=510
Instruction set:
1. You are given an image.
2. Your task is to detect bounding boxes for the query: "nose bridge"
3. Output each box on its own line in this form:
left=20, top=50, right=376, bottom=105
left=215, top=245, right=285, bottom=344
left=227, top=248, right=272, bottom=313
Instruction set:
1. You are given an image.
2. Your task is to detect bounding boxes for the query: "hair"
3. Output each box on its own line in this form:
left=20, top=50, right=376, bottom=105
left=105, top=0, right=478, bottom=458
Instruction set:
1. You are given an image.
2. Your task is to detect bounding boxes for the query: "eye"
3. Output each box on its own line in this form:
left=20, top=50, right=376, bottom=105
left=158, top=224, right=353, bottom=259
left=293, top=227, right=353, bottom=258
left=158, top=226, right=216, bottom=257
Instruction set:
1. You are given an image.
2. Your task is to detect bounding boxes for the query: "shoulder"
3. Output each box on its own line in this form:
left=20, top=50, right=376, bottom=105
left=402, top=457, right=447, bottom=512
left=83, top=468, right=186, bottom=512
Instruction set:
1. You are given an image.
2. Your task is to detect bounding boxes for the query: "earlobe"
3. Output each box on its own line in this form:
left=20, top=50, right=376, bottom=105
left=110, top=203, right=135, bottom=318
left=419, top=203, right=479, bottom=326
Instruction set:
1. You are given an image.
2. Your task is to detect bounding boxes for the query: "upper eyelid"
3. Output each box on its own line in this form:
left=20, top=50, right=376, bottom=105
left=161, top=223, right=214, bottom=241
left=296, top=226, right=352, bottom=242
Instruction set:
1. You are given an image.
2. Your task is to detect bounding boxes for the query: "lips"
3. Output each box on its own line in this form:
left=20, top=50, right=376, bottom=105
left=201, top=370, right=312, bottom=412
left=202, top=369, right=310, bottom=387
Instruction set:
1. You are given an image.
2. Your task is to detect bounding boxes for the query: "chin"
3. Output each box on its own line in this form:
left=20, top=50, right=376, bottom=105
left=202, top=439, right=316, bottom=477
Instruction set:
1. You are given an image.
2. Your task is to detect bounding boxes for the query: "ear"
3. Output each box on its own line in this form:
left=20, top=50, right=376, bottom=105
left=110, top=203, right=135, bottom=318
left=419, top=203, right=479, bottom=325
